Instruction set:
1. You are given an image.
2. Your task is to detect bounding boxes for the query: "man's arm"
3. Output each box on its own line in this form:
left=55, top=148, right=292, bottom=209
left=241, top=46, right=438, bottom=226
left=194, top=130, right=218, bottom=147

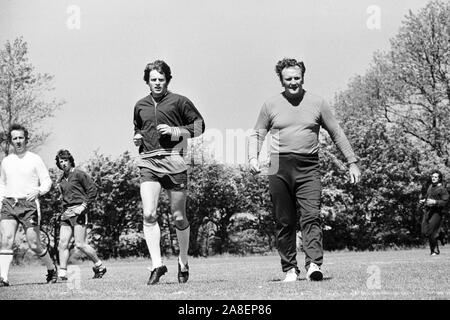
left=319, top=100, right=361, bottom=184
left=71, top=171, right=98, bottom=214
left=133, top=104, right=144, bottom=146
left=0, top=162, right=6, bottom=209
left=160, top=98, right=204, bottom=141
left=26, top=155, right=52, bottom=201
left=432, top=187, right=449, bottom=207
left=319, top=100, right=357, bottom=164
left=248, top=103, right=270, bottom=174
left=36, top=157, right=52, bottom=196
left=81, top=171, right=98, bottom=205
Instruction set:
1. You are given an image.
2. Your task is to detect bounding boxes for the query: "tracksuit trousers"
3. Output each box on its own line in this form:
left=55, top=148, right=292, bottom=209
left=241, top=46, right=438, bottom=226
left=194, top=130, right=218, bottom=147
left=268, top=153, right=322, bottom=273
left=421, top=211, right=442, bottom=254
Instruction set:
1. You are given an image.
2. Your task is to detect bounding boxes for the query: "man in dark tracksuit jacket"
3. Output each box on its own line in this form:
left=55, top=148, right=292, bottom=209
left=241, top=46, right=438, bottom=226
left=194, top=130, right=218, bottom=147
left=249, top=58, right=361, bottom=282
left=133, top=60, right=205, bottom=285
left=55, top=149, right=106, bottom=280
left=420, top=170, right=449, bottom=255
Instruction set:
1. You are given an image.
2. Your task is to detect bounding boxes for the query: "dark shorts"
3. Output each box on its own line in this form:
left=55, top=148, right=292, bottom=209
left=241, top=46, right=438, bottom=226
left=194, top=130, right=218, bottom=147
left=0, top=198, right=39, bottom=230
left=60, top=213, right=87, bottom=227
left=140, top=167, right=187, bottom=191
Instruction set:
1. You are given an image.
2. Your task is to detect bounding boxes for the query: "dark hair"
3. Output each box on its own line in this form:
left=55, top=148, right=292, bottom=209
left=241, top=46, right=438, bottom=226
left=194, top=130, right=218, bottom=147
left=143, top=60, right=172, bottom=84
left=55, top=149, right=75, bottom=170
left=275, top=58, right=306, bottom=83
left=8, top=123, right=29, bottom=142
left=430, top=170, right=443, bottom=183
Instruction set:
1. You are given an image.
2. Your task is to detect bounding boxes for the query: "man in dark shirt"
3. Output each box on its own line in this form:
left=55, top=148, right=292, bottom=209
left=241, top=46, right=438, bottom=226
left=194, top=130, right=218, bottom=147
left=133, top=60, right=205, bottom=285
left=55, top=149, right=106, bottom=280
left=248, top=58, right=361, bottom=282
left=420, top=170, right=449, bottom=255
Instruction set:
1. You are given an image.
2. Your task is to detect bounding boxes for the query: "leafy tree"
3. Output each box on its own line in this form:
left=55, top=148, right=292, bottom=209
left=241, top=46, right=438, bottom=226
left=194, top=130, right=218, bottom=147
left=324, top=58, right=441, bottom=250
left=187, top=161, right=249, bottom=255
left=84, top=151, right=142, bottom=258
left=368, top=1, right=450, bottom=162
left=238, top=170, right=276, bottom=251
left=0, top=37, right=64, bottom=155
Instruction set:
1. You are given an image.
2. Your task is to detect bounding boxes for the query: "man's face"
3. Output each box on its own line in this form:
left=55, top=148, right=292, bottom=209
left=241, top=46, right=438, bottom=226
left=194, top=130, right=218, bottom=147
left=148, top=70, right=168, bottom=98
left=58, top=158, right=72, bottom=172
left=431, top=173, right=440, bottom=184
left=10, top=130, right=27, bottom=154
left=281, top=66, right=303, bottom=97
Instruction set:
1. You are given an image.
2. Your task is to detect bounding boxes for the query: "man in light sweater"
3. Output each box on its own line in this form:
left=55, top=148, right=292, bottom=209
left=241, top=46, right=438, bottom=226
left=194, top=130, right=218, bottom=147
left=0, top=124, right=56, bottom=286
left=248, top=58, right=361, bottom=282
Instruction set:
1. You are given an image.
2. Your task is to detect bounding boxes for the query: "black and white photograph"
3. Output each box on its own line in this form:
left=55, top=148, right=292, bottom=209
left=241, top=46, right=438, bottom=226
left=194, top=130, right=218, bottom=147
left=1, top=0, right=449, bottom=309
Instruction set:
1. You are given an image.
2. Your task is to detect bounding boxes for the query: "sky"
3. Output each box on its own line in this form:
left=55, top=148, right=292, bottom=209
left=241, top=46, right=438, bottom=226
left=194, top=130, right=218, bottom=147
left=0, top=0, right=431, bottom=169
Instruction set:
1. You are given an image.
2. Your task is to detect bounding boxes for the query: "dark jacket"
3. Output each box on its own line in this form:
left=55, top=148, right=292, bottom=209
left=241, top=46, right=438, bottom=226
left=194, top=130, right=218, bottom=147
left=133, top=92, right=205, bottom=157
left=423, top=183, right=449, bottom=216
left=58, top=168, right=97, bottom=208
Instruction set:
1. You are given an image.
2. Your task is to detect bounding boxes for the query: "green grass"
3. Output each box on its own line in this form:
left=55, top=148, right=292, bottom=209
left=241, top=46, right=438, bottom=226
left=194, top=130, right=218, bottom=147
left=1, top=247, right=450, bottom=300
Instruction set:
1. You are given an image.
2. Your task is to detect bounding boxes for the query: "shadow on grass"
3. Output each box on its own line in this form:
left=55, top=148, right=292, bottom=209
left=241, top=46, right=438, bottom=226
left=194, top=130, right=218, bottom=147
left=8, top=282, right=66, bottom=287
left=157, top=279, right=227, bottom=286
left=269, top=276, right=333, bottom=282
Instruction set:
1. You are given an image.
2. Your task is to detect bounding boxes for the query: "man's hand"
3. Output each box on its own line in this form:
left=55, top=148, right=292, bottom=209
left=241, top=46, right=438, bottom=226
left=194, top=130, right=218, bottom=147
left=72, top=203, right=87, bottom=215
left=157, top=124, right=181, bottom=141
left=133, top=133, right=143, bottom=146
left=349, top=163, right=361, bottom=184
left=26, top=189, right=40, bottom=201
left=425, top=199, right=437, bottom=206
left=157, top=124, right=173, bottom=136
left=249, top=158, right=261, bottom=175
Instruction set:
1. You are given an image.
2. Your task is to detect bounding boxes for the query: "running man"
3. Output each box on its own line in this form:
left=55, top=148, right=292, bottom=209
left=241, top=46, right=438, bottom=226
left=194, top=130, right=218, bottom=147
left=0, top=124, right=56, bottom=286
left=55, top=149, right=106, bottom=280
left=420, top=170, right=449, bottom=256
left=248, top=58, right=361, bottom=282
left=133, top=60, right=205, bottom=285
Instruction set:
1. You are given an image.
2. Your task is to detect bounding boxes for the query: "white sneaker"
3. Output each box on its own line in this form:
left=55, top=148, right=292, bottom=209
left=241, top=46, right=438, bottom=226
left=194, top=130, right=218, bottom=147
left=306, top=262, right=323, bottom=281
left=283, top=268, right=298, bottom=282
left=58, top=269, right=68, bottom=281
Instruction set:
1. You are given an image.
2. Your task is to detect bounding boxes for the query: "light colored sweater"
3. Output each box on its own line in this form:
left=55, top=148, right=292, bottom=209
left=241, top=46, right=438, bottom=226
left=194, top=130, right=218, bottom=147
left=248, top=91, right=357, bottom=164
left=0, top=151, right=52, bottom=201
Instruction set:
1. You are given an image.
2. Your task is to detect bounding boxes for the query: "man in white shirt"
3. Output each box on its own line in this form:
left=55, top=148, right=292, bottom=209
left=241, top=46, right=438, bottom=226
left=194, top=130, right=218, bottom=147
left=0, top=124, right=56, bottom=287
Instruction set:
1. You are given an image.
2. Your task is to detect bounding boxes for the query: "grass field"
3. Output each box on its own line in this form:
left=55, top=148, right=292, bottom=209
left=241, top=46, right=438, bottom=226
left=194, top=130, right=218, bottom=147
left=1, top=247, right=450, bottom=300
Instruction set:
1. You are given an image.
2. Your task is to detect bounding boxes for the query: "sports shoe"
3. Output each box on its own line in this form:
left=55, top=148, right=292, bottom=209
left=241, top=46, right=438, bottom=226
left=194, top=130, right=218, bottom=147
left=178, top=261, right=189, bottom=284
left=438, top=232, right=446, bottom=246
left=92, top=265, right=107, bottom=279
left=431, top=248, right=440, bottom=256
left=58, top=269, right=68, bottom=281
left=46, top=268, right=58, bottom=284
left=0, top=277, right=10, bottom=287
left=283, top=268, right=298, bottom=282
left=306, top=262, right=323, bottom=281
left=433, top=246, right=441, bottom=255
left=147, top=265, right=168, bottom=285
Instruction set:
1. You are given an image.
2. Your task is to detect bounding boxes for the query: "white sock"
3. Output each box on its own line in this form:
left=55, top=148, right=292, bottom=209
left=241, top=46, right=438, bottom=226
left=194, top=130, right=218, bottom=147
left=176, top=225, right=190, bottom=269
left=94, top=260, right=103, bottom=267
left=144, top=222, right=162, bottom=269
left=58, top=268, right=67, bottom=277
left=0, top=250, right=14, bottom=281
